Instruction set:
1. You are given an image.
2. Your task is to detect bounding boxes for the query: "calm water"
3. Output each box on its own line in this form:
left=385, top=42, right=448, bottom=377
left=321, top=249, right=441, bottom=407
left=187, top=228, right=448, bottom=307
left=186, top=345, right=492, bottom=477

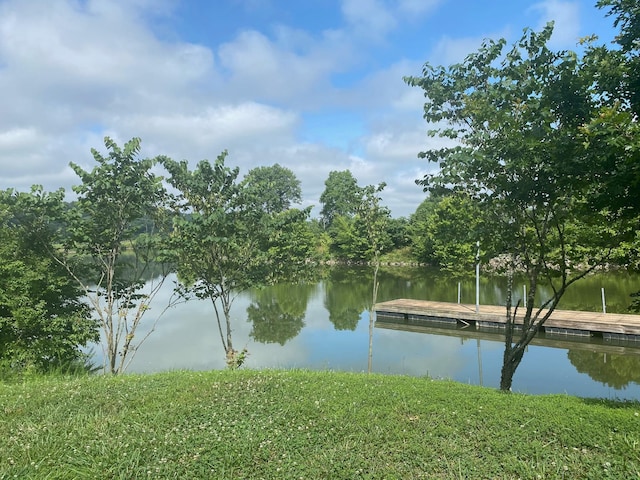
left=99, top=267, right=640, bottom=400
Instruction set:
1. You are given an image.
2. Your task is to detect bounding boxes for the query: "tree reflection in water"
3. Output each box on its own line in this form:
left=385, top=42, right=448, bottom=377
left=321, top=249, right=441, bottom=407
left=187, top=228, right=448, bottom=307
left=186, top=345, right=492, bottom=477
left=567, top=350, right=640, bottom=389
left=324, top=267, right=371, bottom=331
left=247, top=283, right=316, bottom=345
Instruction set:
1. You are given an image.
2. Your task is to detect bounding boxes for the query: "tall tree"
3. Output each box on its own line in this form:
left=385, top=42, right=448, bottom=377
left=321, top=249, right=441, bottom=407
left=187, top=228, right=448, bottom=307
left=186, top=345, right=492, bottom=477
left=241, top=164, right=302, bottom=214
left=356, top=183, right=389, bottom=373
left=319, top=170, right=361, bottom=228
left=0, top=188, right=97, bottom=376
left=410, top=193, right=483, bottom=275
left=405, top=24, right=625, bottom=390
left=161, top=153, right=314, bottom=368
left=30, top=137, right=176, bottom=375
left=576, top=1, right=640, bottom=219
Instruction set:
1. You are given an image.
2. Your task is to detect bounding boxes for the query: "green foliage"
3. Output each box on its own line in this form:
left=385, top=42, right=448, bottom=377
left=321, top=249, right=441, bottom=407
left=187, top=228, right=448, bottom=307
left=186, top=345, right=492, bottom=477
left=319, top=170, right=361, bottom=228
left=326, top=182, right=392, bottom=263
left=162, top=153, right=314, bottom=365
left=62, top=137, right=174, bottom=375
left=409, top=193, right=483, bottom=274
left=408, top=196, right=439, bottom=263
left=385, top=216, right=410, bottom=250
left=2, top=370, right=639, bottom=478
left=404, top=23, right=634, bottom=390
left=328, top=215, right=366, bottom=261
left=0, top=189, right=98, bottom=377
left=241, top=163, right=302, bottom=214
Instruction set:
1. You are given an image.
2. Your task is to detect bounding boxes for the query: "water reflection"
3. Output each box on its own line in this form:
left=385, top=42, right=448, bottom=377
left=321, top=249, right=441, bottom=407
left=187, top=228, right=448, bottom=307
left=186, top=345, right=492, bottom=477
left=118, top=267, right=640, bottom=399
left=568, top=350, right=640, bottom=389
left=376, top=314, right=640, bottom=389
left=246, top=283, right=316, bottom=345
left=324, top=267, right=372, bottom=331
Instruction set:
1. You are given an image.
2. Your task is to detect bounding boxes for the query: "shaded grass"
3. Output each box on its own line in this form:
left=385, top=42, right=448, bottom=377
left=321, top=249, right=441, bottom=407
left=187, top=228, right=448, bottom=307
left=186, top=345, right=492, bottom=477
left=1, top=370, right=639, bottom=479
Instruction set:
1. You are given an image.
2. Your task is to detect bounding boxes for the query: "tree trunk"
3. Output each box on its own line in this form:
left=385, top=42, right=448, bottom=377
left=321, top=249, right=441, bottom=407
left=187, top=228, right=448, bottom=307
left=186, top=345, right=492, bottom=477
left=500, top=344, right=525, bottom=391
left=368, top=259, right=380, bottom=373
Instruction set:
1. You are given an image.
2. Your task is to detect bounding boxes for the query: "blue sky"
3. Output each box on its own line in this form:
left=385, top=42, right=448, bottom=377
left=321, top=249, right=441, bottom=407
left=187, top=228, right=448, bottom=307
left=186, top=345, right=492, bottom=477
left=0, top=0, right=618, bottom=217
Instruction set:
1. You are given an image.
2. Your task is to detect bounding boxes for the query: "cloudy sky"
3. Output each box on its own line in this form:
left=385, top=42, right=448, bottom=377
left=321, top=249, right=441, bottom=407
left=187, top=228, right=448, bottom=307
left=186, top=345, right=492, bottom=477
left=0, top=0, right=617, bottom=217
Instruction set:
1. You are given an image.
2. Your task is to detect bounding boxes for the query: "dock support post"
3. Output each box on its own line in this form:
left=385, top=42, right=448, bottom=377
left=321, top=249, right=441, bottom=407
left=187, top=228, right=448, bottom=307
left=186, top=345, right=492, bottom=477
left=602, top=288, right=606, bottom=314
left=458, top=282, right=461, bottom=304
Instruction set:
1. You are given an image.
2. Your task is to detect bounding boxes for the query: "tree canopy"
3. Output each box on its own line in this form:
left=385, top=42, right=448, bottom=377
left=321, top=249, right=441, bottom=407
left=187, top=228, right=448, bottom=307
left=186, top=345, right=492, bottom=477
left=161, top=152, right=314, bottom=367
left=319, top=170, right=361, bottom=228
left=405, top=21, right=632, bottom=390
left=0, top=188, right=97, bottom=377
left=241, top=163, right=302, bottom=214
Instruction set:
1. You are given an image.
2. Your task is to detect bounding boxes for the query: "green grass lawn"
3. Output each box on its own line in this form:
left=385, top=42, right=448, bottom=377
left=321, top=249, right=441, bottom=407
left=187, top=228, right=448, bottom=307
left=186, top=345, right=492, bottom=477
left=1, top=370, right=639, bottom=479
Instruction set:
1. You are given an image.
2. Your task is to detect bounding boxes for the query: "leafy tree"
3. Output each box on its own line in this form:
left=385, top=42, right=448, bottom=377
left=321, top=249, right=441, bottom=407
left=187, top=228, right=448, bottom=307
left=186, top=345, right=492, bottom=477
left=410, top=193, right=483, bottom=274
left=161, top=153, right=314, bottom=368
left=327, top=184, right=392, bottom=263
left=386, top=216, right=410, bottom=251
left=328, top=215, right=366, bottom=261
left=319, top=170, right=361, bottom=228
left=241, top=164, right=302, bottom=214
left=408, top=196, right=440, bottom=263
left=587, top=0, right=640, bottom=311
left=27, top=137, right=176, bottom=375
left=573, top=1, right=640, bottom=220
left=356, top=183, right=390, bottom=372
left=0, top=189, right=97, bottom=376
left=405, top=24, right=626, bottom=390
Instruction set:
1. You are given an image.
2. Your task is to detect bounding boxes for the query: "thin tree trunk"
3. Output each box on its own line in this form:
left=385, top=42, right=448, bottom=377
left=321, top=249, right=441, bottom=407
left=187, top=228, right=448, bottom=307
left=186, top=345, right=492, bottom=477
left=368, top=258, right=380, bottom=373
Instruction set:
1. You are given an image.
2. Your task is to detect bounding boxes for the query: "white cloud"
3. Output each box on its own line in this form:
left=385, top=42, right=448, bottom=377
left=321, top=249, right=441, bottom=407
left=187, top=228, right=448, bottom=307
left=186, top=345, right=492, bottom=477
left=217, top=28, right=351, bottom=106
left=0, top=0, right=602, bottom=220
left=529, top=0, right=581, bottom=48
left=341, top=0, right=397, bottom=39
left=398, top=0, right=442, bottom=17
left=430, top=34, right=492, bottom=66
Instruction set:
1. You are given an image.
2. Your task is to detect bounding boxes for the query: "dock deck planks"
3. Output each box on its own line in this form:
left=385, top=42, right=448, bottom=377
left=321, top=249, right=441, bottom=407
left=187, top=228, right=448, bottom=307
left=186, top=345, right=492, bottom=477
left=374, top=299, right=640, bottom=336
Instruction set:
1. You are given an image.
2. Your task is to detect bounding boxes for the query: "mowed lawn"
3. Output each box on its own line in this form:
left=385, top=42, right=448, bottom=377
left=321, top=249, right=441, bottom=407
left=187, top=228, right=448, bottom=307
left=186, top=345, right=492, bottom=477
left=1, top=370, right=639, bottom=479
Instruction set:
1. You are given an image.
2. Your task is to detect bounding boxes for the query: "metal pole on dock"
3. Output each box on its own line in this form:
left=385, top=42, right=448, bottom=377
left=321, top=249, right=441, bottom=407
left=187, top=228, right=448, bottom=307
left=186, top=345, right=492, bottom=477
left=602, top=288, right=606, bottom=314
left=458, top=282, right=461, bottom=304
left=523, top=285, right=527, bottom=308
left=475, top=241, right=480, bottom=314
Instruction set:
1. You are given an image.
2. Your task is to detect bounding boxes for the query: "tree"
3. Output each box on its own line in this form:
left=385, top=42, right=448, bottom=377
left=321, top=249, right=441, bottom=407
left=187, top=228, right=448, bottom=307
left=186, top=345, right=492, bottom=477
left=241, top=163, right=302, bottom=214
left=0, top=188, right=98, bottom=376
left=405, top=24, right=627, bottom=390
left=356, top=183, right=390, bottom=372
left=410, top=193, right=483, bottom=274
left=28, top=137, right=176, bottom=375
left=319, top=170, right=361, bottom=228
left=586, top=0, right=640, bottom=312
left=408, top=196, right=440, bottom=264
left=386, top=216, right=410, bottom=251
left=571, top=1, right=640, bottom=220
left=161, top=153, right=314, bottom=368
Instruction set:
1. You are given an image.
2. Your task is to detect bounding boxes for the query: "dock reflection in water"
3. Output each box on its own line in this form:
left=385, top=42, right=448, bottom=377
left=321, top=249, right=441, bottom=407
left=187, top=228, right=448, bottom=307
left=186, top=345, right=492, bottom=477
left=375, top=313, right=640, bottom=395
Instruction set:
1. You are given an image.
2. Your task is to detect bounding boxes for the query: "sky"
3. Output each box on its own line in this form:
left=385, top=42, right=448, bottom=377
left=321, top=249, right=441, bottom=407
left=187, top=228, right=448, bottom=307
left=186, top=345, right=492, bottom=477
left=0, top=0, right=619, bottom=218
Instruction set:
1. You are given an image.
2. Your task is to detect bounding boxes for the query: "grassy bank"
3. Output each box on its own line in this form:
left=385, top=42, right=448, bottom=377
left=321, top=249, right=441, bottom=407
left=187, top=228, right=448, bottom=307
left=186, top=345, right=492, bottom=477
left=1, top=370, right=639, bottom=479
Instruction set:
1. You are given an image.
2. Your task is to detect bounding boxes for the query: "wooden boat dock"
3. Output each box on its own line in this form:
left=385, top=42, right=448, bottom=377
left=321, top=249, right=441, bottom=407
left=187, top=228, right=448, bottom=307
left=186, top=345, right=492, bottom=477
left=374, top=299, right=640, bottom=341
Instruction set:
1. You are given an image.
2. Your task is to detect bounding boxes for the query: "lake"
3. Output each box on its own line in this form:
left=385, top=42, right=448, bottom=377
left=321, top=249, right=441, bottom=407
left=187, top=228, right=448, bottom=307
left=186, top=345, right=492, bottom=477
left=96, top=266, right=640, bottom=400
